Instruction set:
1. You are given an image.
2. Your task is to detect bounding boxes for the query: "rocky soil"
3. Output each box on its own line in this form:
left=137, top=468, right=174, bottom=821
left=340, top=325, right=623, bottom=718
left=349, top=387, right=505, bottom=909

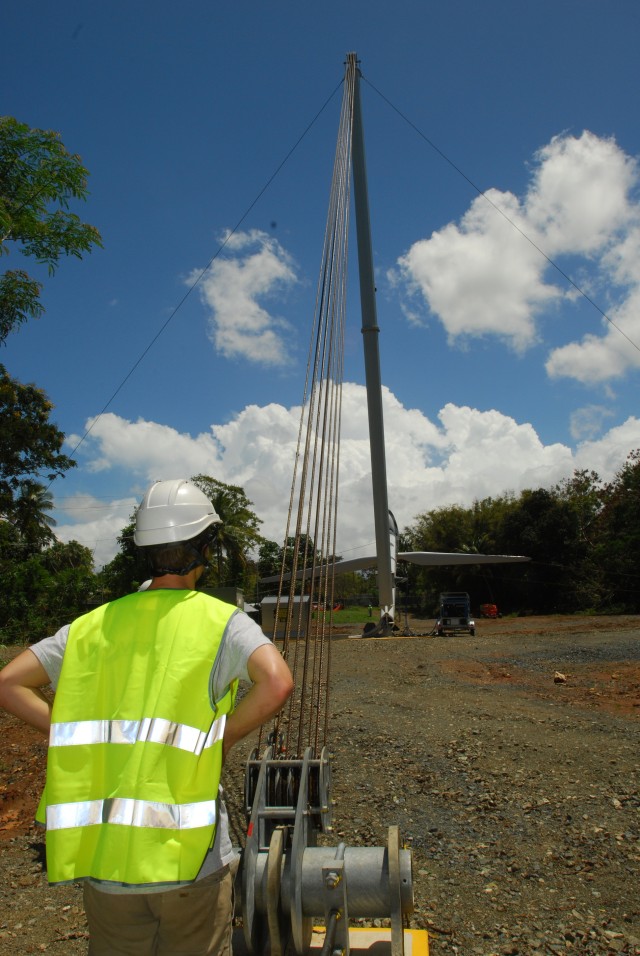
left=1, top=615, right=639, bottom=955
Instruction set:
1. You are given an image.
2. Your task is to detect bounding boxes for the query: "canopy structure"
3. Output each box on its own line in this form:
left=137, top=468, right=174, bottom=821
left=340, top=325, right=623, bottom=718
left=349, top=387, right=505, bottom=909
left=260, top=549, right=529, bottom=585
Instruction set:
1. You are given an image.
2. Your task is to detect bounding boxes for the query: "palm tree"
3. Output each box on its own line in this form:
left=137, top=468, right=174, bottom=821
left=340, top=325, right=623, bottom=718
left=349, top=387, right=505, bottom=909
left=12, top=479, right=57, bottom=550
left=191, top=475, right=263, bottom=586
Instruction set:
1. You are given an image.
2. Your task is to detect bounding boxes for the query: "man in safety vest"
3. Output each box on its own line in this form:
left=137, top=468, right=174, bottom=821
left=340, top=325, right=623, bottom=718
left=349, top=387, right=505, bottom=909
left=0, top=478, right=294, bottom=956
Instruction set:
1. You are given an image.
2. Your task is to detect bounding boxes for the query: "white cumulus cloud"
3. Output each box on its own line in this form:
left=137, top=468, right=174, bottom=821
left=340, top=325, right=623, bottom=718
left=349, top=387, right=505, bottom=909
left=54, top=493, right=139, bottom=570
left=69, top=414, right=224, bottom=477
left=393, top=189, right=559, bottom=350
left=391, top=131, right=640, bottom=383
left=189, top=229, right=298, bottom=366
left=59, top=385, right=640, bottom=568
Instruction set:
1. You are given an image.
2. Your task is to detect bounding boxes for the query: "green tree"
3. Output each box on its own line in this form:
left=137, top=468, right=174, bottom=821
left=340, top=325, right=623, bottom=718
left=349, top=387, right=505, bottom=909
left=0, top=116, right=102, bottom=344
left=38, top=539, right=97, bottom=626
left=256, top=534, right=323, bottom=597
left=556, top=469, right=604, bottom=545
left=497, top=487, right=584, bottom=613
left=97, top=519, right=149, bottom=600
left=406, top=503, right=475, bottom=554
left=191, top=476, right=263, bottom=589
left=594, top=450, right=640, bottom=612
left=0, top=364, right=76, bottom=519
left=258, top=538, right=283, bottom=579
left=0, top=537, right=97, bottom=643
left=403, top=495, right=528, bottom=614
left=555, top=469, right=606, bottom=611
left=11, top=478, right=56, bottom=551
left=403, top=502, right=486, bottom=611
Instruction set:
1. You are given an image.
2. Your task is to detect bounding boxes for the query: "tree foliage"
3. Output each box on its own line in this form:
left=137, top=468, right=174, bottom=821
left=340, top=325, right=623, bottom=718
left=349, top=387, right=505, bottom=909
left=257, top=538, right=283, bottom=579
left=97, top=519, right=149, bottom=600
left=0, top=363, right=76, bottom=520
left=11, top=479, right=56, bottom=552
left=257, top=534, right=328, bottom=597
left=0, top=116, right=102, bottom=344
left=593, top=450, right=640, bottom=612
left=191, top=475, right=263, bottom=590
left=0, top=119, right=102, bottom=641
left=401, top=452, right=640, bottom=616
left=0, top=534, right=96, bottom=643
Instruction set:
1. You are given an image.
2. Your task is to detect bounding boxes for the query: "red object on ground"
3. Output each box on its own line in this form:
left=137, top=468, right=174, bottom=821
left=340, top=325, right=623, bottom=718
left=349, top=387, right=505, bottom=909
left=480, top=603, right=499, bottom=618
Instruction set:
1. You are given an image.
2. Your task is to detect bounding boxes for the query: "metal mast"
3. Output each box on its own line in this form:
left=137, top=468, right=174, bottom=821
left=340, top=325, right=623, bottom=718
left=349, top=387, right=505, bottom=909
left=349, top=53, right=395, bottom=627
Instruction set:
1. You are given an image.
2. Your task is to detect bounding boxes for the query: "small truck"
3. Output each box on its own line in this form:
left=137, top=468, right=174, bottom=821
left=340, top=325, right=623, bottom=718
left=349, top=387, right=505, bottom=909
left=435, top=591, right=475, bottom=636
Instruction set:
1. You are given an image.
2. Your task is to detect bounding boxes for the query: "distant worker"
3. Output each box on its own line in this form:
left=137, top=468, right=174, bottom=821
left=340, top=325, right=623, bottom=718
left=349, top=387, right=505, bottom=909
left=0, top=478, right=294, bottom=956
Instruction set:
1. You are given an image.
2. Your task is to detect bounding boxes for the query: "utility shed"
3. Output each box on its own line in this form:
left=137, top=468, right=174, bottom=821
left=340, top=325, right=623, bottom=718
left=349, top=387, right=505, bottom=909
left=260, top=595, right=311, bottom=639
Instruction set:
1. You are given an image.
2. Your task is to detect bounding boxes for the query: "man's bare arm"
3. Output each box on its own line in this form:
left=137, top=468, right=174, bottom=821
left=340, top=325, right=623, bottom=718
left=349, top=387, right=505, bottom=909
left=0, top=649, right=53, bottom=736
left=223, top=643, right=293, bottom=759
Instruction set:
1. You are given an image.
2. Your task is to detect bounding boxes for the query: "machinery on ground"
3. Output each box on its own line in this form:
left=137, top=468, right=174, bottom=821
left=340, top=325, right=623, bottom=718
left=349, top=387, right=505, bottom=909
left=435, top=591, right=475, bottom=636
left=239, top=744, right=413, bottom=956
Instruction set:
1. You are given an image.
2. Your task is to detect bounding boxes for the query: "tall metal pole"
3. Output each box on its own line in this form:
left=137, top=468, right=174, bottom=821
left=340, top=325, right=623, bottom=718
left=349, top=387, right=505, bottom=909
left=349, top=54, right=395, bottom=624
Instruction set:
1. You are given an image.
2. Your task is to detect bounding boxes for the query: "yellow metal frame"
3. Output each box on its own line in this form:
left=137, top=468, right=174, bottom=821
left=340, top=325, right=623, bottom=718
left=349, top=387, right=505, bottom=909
left=310, top=927, right=429, bottom=955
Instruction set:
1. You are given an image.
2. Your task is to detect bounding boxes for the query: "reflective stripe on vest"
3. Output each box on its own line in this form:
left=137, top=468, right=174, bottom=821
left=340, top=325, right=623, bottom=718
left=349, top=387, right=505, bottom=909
left=50, top=713, right=226, bottom=754
left=46, top=796, right=217, bottom=831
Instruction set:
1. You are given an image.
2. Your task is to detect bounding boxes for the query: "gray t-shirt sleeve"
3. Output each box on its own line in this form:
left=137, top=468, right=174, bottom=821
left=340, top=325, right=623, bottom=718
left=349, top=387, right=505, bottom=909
left=211, top=610, right=272, bottom=702
left=30, top=624, right=70, bottom=690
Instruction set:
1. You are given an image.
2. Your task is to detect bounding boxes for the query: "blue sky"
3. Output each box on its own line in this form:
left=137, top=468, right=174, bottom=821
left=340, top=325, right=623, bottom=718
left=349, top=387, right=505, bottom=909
left=3, top=1, right=640, bottom=567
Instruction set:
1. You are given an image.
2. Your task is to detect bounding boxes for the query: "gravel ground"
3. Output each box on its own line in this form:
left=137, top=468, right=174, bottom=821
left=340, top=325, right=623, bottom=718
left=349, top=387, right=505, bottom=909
left=1, top=614, right=639, bottom=955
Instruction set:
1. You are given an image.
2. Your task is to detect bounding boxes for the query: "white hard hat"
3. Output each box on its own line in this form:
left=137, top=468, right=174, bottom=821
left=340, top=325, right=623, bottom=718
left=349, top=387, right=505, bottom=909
left=133, top=480, right=221, bottom=547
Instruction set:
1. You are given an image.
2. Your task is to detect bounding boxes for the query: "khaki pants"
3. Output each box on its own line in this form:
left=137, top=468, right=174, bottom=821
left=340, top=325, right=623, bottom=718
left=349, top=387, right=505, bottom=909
left=83, top=865, right=234, bottom=956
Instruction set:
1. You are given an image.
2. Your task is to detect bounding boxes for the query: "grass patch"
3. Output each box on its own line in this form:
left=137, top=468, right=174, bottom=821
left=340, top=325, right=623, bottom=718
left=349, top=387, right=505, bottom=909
left=312, top=605, right=375, bottom=625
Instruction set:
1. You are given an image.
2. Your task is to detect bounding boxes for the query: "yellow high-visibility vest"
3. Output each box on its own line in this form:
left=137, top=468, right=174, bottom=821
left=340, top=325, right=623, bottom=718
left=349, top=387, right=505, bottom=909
left=42, top=589, right=237, bottom=886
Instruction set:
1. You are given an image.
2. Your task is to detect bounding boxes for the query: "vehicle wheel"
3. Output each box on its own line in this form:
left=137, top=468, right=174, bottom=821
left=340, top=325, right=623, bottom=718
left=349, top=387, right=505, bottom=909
left=469, top=628, right=475, bottom=636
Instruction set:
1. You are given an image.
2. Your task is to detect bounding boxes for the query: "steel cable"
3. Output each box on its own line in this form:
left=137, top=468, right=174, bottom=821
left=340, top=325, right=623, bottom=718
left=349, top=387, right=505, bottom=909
left=265, top=59, right=356, bottom=759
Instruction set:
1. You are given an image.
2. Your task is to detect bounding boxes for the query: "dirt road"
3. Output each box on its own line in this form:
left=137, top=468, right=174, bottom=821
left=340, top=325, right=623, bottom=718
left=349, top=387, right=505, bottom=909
left=1, top=615, right=639, bottom=954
